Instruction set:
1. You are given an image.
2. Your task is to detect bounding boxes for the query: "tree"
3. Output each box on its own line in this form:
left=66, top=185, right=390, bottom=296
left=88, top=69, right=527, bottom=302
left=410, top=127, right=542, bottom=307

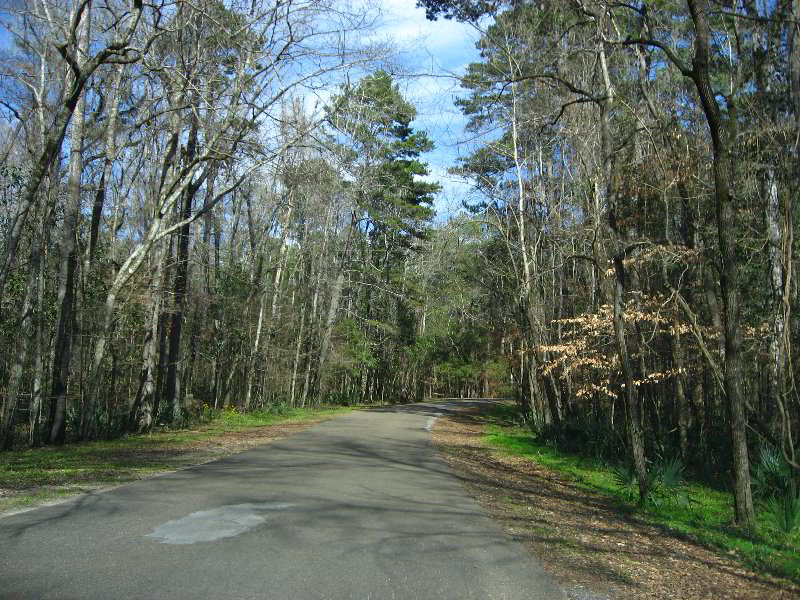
left=327, top=70, right=439, bottom=403
left=420, top=0, right=799, bottom=523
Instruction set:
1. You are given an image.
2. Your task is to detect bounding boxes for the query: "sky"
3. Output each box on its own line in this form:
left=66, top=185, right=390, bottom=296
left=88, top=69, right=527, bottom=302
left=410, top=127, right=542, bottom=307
left=376, top=0, right=483, bottom=220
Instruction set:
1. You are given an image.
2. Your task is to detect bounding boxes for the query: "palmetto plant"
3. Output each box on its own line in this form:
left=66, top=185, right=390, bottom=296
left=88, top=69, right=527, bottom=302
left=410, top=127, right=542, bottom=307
left=613, top=457, right=688, bottom=507
left=749, top=445, right=799, bottom=533
left=751, top=444, right=792, bottom=499
left=766, top=487, right=800, bottom=534
left=655, top=457, right=690, bottom=508
left=612, top=463, right=640, bottom=502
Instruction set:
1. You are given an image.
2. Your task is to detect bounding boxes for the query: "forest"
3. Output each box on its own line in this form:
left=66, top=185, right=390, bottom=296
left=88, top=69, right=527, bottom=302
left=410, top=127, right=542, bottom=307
left=0, top=0, right=798, bottom=534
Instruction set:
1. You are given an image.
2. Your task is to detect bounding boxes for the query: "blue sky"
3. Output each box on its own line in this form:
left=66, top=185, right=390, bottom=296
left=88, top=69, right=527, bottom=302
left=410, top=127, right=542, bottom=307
left=377, top=0, right=482, bottom=220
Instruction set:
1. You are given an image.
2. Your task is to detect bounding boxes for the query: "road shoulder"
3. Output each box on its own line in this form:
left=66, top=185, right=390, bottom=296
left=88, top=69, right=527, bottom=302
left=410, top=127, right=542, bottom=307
left=432, top=405, right=798, bottom=600
left=0, top=407, right=351, bottom=518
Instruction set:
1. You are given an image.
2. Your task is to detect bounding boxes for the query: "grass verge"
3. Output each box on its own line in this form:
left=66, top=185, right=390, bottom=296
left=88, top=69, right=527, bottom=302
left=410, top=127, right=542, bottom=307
left=0, top=404, right=352, bottom=515
left=481, top=406, right=800, bottom=585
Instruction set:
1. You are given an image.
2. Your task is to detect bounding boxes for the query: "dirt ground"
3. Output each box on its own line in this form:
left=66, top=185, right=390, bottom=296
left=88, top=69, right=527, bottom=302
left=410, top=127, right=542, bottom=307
left=432, top=407, right=799, bottom=600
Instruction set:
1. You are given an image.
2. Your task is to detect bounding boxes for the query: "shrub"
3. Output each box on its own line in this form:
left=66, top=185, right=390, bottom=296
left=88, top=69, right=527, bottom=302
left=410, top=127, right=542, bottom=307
left=765, top=485, right=800, bottom=534
left=751, top=444, right=793, bottom=499
left=613, top=457, right=689, bottom=507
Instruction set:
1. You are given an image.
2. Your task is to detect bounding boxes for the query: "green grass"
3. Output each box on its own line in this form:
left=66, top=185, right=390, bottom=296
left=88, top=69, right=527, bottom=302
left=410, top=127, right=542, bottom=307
left=481, top=413, right=800, bottom=584
left=0, top=404, right=352, bottom=513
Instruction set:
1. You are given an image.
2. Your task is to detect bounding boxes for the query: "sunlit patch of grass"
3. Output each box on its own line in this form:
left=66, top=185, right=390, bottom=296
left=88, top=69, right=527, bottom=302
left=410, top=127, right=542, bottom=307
left=483, top=424, right=800, bottom=583
left=0, top=488, right=78, bottom=514
left=216, top=404, right=345, bottom=428
left=0, top=404, right=353, bottom=513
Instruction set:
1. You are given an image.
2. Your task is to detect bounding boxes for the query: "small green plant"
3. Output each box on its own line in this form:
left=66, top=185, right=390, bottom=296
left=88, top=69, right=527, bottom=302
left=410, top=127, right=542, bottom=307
left=751, top=444, right=792, bottom=499
left=765, top=484, right=800, bottom=534
left=268, top=402, right=291, bottom=416
left=660, top=457, right=683, bottom=490
left=612, top=463, right=639, bottom=502
left=651, top=457, right=690, bottom=508
left=612, top=457, right=688, bottom=507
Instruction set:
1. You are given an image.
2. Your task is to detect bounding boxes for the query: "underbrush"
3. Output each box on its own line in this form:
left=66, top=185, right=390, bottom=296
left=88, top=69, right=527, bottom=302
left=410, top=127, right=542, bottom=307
left=481, top=405, right=800, bottom=584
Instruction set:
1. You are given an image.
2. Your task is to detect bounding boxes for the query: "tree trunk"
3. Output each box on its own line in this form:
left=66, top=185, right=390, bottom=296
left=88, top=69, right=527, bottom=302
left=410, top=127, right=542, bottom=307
left=686, top=0, right=754, bottom=526
left=290, top=304, right=308, bottom=407
left=88, top=65, right=124, bottom=267
left=164, top=107, right=199, bottom=423
left=597, top=34, right=649, bottom=502
left=672, top=316, right=690, bottom=463
left=130, top=241, right=167, bottom=432
left=49, top=2, right=92, bottom=444
left=244, top=285, right=267, bottom=411
left=0, top=242, right=40, bottom=448
left=317, top=270, right=345, bottom=400
left=29, top=222, right=48, bottom=445
left=244, top=196, right=292, bottom=410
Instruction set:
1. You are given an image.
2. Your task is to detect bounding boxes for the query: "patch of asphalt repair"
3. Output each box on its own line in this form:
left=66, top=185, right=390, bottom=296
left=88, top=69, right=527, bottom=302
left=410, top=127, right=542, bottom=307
left=146, top=502, right=296, bottom=544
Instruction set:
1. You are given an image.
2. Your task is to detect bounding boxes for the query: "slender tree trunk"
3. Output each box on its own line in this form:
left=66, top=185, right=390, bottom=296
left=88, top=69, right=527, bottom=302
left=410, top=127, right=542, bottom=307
left=671, top=312, right=690, bottom=463
left=130, top=241, right=167, bottom=432
left=317, top=270, right=345, bottom=400
left=764, top=168, right=796, bottom=467
left=153, top=251, right=172, bottom=421
left=88, top=65, right=124, bottom=267
left=290, top=305, right=307, bottom=407
left=0, top=242, right=40, bottom=448
left=244, top=196, right=292, bottom=409
left=165, top=106, right=199, bottom=423
left=686, top=0, right=754, bottom=526
left=597, top=35, right=648, bottom=502
left=49, top=2, right=91, bottom=444
left=244, top=287, right=267, bottom=411
left=29, top=225, right=47, bottom=445
left=300, top=208, right=333, bottom=407
left=765, top=170, right=785, bottom=430
left=542, top=365, right=562, bottom=427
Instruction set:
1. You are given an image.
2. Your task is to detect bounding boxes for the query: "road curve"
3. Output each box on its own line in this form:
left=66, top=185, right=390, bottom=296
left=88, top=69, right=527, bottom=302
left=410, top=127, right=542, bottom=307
left=0, top=400, right=567, bottom=600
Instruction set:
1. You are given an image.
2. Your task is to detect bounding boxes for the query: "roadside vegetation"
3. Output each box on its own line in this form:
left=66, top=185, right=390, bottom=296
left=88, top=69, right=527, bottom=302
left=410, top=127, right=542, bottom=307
left=482, top=404, right=800, bottom=584
left=415, top=0, right=800, bottom=536
left=0, top=405, right=352, bottom=515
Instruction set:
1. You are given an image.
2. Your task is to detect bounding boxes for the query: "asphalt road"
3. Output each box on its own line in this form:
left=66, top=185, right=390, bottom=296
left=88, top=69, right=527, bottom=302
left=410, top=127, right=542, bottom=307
left=0, top=401, right=567, bottom=600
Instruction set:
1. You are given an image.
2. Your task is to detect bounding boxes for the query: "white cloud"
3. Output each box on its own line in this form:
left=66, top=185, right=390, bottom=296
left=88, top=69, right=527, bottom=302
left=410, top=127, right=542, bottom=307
left=379, top=0, right=480, bottom=69
left=419, top=164, right=476, bottom=222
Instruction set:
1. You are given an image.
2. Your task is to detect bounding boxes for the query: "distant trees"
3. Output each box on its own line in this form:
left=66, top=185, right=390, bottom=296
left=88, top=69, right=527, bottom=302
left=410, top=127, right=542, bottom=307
left=326, top=71, right=440, bottom=402
left=0, top=0, right=462, bottom=448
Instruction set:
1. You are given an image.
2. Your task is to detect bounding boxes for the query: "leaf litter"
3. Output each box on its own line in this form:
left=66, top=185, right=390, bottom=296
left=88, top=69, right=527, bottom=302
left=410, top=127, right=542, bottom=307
left=431, top=407, right=798, bottom=600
